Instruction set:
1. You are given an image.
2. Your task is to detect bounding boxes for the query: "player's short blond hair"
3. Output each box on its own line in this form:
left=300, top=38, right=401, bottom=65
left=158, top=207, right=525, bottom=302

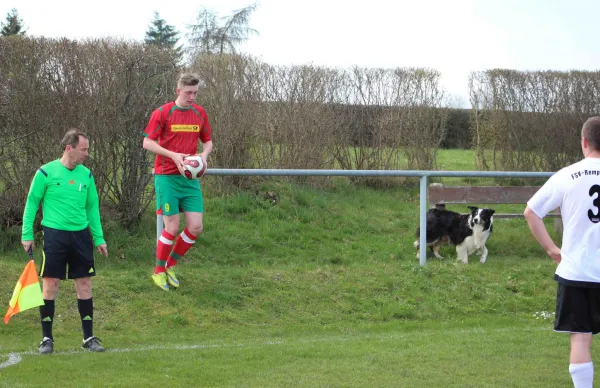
left=177, top=73, right=201, bottom=88
left=582, top=116, right=600, bottom=151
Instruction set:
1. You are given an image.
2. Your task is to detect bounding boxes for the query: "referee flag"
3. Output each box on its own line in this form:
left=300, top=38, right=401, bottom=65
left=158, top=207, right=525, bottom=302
left=4, top=260, right=44, bottom=324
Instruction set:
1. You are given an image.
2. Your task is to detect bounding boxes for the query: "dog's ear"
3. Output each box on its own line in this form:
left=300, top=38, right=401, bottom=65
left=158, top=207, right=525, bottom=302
left=467, top=206, right=478, bottom=212
left=488, top=209, right=496, bottom=216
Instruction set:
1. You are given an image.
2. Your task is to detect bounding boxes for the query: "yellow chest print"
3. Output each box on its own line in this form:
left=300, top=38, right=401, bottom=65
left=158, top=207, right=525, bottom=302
left=171, top=124, right=200, bottom=132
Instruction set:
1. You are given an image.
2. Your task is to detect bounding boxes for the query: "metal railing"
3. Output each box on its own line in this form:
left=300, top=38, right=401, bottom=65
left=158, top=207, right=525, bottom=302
left=156, top=169, right=555, bottom=266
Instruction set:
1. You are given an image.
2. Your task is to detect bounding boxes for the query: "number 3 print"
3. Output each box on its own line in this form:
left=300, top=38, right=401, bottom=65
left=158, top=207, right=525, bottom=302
left=589, top=185, right=600, bottom=223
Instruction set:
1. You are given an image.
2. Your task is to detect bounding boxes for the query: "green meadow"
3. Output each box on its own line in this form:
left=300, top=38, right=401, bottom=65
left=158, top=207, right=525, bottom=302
left=0, top=149, right=575, bottom=387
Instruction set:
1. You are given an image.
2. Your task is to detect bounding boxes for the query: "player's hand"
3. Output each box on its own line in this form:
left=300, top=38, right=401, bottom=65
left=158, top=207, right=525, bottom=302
left=96, top=244, right=108, bottom=257
left=170, top=153, right=188, bottom=175
left=22, top=240, right=34, bottom=253
left=547, top=246, right=561, bottom=264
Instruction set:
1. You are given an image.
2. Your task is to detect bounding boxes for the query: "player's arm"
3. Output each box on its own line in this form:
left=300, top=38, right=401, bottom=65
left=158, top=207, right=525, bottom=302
left=142, top=108, right=187, bottom=174
left=143, top=137, right=187, bottom=175
left=142, top=136, right=179, bottom=159
left=21, top=169, right=48, bottom=251
left=524, top=206, right=561, bottom=263
left=85, top=174, right=106, bottom=249
left=199, top=140, right=213, bottom=167
left=524, top=176, right=563, bottom=264
left=198, top=110, right=213, bottom=167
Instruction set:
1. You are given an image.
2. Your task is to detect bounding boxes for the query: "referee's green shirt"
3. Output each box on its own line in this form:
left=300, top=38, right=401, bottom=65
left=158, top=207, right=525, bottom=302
left=22, top=159, right=106, bottom=246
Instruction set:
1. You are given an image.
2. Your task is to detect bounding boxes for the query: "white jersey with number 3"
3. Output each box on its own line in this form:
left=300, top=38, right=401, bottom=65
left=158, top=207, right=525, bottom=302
left=528, top=158, right=600, bottom=284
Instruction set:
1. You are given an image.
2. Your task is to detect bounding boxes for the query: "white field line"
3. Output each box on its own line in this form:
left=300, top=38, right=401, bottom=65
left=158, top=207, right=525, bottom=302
left=0, top=325, right=552, bottom=370
left=0, top=353, right=22, bottom=369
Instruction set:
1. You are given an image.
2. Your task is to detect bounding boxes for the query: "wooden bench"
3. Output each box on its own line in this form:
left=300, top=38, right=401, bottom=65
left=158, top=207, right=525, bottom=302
left=428, top=184, right=562, bottom=231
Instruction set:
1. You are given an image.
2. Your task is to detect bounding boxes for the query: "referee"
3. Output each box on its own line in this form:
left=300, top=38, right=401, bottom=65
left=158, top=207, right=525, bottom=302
left=21, top=129, right=108, bottom=354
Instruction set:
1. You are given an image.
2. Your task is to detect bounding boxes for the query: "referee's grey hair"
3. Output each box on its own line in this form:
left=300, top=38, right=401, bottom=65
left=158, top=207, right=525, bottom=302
left=583, top=117, right=600, bottom=151
left=61, top=129, right=88, bottom=149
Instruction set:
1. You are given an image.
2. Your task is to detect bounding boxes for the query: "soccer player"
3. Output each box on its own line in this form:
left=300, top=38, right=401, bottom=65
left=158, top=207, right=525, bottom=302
left=22, top=129, right=108, bottom=354
left=143, top=72, right=213, bottom=291
left=525, top=116, right=600, bottom=388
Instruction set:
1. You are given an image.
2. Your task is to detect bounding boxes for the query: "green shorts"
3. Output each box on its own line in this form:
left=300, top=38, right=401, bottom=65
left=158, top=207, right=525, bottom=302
left=155, top=174, right=204, bottom=215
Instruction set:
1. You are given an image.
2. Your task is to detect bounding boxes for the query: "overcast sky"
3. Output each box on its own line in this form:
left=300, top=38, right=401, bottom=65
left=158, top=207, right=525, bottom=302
left=2, top=0, right=599, bottom=106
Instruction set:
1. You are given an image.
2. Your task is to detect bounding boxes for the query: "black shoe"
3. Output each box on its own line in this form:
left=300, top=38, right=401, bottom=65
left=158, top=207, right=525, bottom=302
left=82, top=336, right=105, bottom=352
left=39, top=337, right=54, bottom=355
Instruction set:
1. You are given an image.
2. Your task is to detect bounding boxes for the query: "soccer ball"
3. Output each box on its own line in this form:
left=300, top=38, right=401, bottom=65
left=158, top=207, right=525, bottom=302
left=182, top=155, right=206, bottom=179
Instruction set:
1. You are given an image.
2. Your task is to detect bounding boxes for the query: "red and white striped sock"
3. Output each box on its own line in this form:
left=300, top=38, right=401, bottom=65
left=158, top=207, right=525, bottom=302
left=155, top=231, right=175, bottom=274
left=166, top=228, right=197, bottom=268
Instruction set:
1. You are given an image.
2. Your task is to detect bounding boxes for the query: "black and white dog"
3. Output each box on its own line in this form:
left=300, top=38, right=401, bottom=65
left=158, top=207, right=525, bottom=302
left=413, top=206, right=495, bottom=264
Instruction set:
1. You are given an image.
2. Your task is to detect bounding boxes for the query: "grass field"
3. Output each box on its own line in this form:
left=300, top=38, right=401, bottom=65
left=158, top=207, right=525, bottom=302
left=0, top=149, right=578, bottom=387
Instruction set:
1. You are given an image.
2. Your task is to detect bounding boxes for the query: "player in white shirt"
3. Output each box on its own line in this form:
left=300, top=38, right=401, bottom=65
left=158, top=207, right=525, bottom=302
left=525, top=116, right=600, bottom=388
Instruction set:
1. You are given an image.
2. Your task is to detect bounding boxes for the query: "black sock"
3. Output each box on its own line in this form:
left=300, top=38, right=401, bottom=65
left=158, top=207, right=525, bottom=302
left=77, top=298, right=94, bottom=340
left=39, top=299, right=55, bottom=340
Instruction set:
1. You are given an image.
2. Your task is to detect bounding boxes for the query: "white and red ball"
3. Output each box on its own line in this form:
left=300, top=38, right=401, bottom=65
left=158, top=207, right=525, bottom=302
left=182, top=155, right=206, bottom=179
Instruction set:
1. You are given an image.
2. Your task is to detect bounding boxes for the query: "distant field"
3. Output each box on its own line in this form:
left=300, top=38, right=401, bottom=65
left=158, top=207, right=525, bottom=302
left=0, top=149, right=574, bottom=387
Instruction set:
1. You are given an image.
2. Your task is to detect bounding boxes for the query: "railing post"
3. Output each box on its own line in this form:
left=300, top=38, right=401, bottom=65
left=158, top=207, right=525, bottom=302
left=156, top=212, right=163, bottom=242
left=153, top=169, right=162, bottom=243
left=419, top=175, right=428, bottom=266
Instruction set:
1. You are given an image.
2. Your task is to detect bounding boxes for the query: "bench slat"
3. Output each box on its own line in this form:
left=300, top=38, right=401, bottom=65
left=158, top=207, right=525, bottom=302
left=429, top=186, right=541, bottom=205
left=490, top=213, right=560, bottom=219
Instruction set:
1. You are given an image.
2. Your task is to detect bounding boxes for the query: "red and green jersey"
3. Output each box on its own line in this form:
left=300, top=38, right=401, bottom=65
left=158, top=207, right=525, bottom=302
left=21, top=160, right=105, bottom=246
left=143, top=101, right=213, bottom=175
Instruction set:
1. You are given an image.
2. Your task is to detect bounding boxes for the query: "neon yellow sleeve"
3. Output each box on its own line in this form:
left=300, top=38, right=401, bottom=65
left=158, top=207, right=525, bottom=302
left=21, top=170, right=47, bottom=241
left=86, top=175, right=106, bottom=246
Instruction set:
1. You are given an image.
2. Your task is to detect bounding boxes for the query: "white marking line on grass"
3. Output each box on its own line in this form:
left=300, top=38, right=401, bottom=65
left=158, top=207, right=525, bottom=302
left=0, top=326, right=551, bottom=370
left=0, top=353, right=22, bottom=369
left=0, top=340, right=286, bottom=370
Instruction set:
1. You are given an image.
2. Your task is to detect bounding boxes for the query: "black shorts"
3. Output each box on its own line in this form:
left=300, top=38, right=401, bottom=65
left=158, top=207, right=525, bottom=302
left=40, top=226, right=96, bottom=280
left=554, top=283, right=600, bottom=334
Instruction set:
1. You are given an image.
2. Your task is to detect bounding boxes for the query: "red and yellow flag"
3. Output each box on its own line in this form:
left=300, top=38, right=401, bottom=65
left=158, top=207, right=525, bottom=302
left=4, top=260, right=44, bottom=324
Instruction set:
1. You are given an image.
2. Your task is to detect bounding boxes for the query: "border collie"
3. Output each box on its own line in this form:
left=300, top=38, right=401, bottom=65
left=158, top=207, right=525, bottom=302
left=413, top=206, right=495, bottom=264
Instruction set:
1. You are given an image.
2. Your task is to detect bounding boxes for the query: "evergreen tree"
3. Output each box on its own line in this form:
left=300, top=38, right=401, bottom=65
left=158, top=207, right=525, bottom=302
left=145, top=12, right=182, bottom=58
left=145, top=12, right=179, bottom=47
left=1, top=8, right=27, bottom=36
